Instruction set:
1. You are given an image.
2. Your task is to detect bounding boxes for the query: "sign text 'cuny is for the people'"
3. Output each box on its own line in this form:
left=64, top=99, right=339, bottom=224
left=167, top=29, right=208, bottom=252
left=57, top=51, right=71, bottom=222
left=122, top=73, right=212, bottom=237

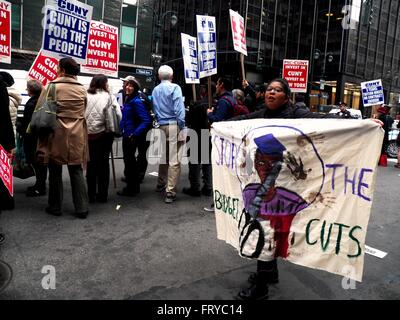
left=181, top=33, right=199, bottom=84
left=81, top=21, right=119, bottom=78
left=0, top=0, right=11, bottom=64
left=28, top=51, right=58, bottom=86
left=196, top=15, right=217, bottom=79
left=42, top=0, right=93, bottom=64
left=282, top=59, right=309, bottom=93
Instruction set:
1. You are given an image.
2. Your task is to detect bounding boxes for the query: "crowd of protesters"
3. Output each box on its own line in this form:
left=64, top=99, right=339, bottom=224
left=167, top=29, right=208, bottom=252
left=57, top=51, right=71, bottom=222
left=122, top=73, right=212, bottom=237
left=0, top=56, right=391, bottom=300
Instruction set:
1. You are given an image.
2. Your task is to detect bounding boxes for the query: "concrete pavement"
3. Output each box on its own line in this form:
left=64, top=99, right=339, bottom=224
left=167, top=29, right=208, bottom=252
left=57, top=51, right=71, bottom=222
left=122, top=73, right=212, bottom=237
left=0, top=155, right=399, bottom=300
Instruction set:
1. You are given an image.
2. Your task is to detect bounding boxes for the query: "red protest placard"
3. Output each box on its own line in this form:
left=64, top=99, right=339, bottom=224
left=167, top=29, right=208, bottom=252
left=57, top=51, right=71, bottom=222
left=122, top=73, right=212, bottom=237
left=0, top=0, right=11, bottom=64
left=81, top=21, right=119, bottom=78
left=282, top=59, right=309, bottom=93
left=0, top=144, right=13, bottom=197
left=229, top=9, right=247, bottom=56
left=28, top=51, right=58, bottom=86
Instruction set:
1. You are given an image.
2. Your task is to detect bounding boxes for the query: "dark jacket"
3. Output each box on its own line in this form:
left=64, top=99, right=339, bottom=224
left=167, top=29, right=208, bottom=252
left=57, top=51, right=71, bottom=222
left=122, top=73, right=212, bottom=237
left=16, top=95, right=40, bottom=137
left=208, top=91, right=235, bottom=124
left=0, top=79, right=15, bottom=151
left=232, top=102, right=340, bottom=121
left=186, top=97, right=211, bottom=132
left=120, top=93, right=152, bottom=138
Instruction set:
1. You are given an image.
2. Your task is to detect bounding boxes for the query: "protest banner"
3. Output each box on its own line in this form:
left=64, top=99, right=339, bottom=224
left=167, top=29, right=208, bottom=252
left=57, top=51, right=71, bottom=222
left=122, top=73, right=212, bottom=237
left=28, top=51, right=58, bottom=86
left=181, top=33, right=199, bottom=84
left=41, top=0, right=93, bottom=64
left=282, top=59, right=309, bottom=93
left=361, top=79, right=384, bottom=107
left=196, top=15, right=217, bottom=79
left=81, top=20, right=119, bottom=78
left=0, top=144, right=13, bottom=197
left=0, top=0, right=11, bottom=64
left=211, top=119, right=383, bottom=282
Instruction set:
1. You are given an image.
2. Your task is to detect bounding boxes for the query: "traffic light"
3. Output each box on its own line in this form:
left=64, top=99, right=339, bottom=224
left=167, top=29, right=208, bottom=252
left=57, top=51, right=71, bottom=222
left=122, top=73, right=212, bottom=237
left=361, top=0, right=373, bottom=26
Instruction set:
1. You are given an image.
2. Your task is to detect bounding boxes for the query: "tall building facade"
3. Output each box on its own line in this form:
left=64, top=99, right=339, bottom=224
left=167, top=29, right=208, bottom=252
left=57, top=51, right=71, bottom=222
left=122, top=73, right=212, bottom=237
left=153, top=0, right=400, bottom=114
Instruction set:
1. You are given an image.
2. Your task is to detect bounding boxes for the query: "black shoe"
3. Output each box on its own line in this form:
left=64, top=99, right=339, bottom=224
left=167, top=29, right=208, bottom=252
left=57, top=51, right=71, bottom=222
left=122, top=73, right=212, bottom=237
left=182, top=187, right=201, bottom=197
left=76, top=211, right=88, bottom=219
left=0, top=233, right=4, bottom=245
left=117, top=188, right=138, bottom=197
left=237, top=283, right=269, bottom=300
left=248, top=271, right=279, bottom=285
left=26, top=188, right=46, bottom=197
left=201, top=187, right=213, bottom=197
left=45, top=207, right=62, bottom=216
left=164, top=193, right=176, bottom=204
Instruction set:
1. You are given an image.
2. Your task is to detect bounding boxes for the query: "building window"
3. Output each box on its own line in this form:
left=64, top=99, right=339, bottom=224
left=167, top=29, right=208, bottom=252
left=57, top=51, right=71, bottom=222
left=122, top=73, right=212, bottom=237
left=11, top=3, right=21, bottom=48
left=120, top=0, right=137, bottom=63
left=87, top=0, right=103, bottom=21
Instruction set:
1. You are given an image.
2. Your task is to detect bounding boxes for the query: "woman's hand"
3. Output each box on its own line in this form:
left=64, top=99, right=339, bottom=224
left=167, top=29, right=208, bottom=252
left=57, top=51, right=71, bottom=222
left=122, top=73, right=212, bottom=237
left=369, top=118, right=384, bottom=127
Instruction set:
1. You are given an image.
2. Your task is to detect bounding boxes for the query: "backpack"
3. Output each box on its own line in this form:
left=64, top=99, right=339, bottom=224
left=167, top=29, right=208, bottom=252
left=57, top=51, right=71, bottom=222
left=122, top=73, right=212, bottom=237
left=138, top=91, right=155, bottom=128
left=104, top=94, right=122, bottom=137
left=221, top=96, right=249, bottom=118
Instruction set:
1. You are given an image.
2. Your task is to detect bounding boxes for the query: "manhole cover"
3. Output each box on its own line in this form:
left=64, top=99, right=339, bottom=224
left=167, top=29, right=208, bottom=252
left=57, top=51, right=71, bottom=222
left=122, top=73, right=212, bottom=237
left=0, top=260, right=13, bottom=293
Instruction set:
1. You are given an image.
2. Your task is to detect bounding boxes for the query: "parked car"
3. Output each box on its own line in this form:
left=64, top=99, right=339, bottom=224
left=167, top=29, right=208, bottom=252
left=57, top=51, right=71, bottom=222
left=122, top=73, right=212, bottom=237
left=387, top=120, right=399, bottom=158
left=328, top=106, right=362, bottom=119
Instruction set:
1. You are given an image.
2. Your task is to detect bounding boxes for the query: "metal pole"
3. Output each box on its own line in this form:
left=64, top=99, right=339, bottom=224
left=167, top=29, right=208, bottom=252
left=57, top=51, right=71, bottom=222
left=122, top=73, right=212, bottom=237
left=257, top=0, right=264, bottom=68
left=322, top=0, right=332, bottom=78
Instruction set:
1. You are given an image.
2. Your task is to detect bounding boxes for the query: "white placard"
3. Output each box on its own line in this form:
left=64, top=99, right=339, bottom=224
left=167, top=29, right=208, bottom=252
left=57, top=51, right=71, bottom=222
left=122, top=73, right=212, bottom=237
left=196, top=15, right=217, bottom=78
left=181, top=33, right=199, bottom=84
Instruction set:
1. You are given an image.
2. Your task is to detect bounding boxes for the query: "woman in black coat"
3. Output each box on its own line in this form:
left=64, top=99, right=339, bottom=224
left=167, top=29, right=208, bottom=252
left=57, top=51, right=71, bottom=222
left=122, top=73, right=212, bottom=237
left=16, top=79, right=46, bottom=196
left=0, top=72, right=16, bottom=244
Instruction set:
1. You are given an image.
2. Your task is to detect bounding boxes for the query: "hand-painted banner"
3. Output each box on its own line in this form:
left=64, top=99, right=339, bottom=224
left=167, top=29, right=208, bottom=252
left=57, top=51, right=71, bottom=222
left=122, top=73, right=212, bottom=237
left=28, top=50, right=58, bottom=86
left=211, top=119, right=383, bottom=282
left=0, top=144, right=13, bottom=197
left=282, top=59, right=309, bottom=93
left=41, top=0, right=93, bottom=64
left=181, top=33, right=199, bottom=84
left=0, top=0, right=11, bottom=64
left=81, top=21, right=119, bottom=78
left=361, top=79, right=384, bottom=107
left=229, top=9, right=247, bottom=56
left=196, top=15, right=217, bottom=78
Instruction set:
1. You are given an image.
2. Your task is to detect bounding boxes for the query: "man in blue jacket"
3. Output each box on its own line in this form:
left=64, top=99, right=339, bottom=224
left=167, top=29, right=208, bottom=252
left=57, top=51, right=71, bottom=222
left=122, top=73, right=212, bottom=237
left=152, top=65, right=186, bottom=204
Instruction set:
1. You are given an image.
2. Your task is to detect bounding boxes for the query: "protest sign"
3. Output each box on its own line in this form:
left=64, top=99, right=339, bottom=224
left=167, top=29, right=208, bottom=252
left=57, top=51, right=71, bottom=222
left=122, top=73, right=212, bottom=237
left=229, top=9, right=247, bottom=56
left=361, top=79, right=384, bottom=107
left=0, top=0, right=11, bottom=64
left=211, top=119, right=383, bottom=282
left=28, top=51, right=58, bottom=86
left=196, top=15, right=217, bottom=78
left=0, top=144, right=13, bottom=197
left=81, top=21, right=119, bottom=78
left=282, top=59, right=309, bottom=93
left=181, top=33, right=199, bottom=84
left=42, top=0, right=93, bottom=64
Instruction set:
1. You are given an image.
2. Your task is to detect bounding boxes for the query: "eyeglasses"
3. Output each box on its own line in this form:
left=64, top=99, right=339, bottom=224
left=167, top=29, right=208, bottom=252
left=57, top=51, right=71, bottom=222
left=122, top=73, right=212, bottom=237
left=266, top=87, right=284, bottom=93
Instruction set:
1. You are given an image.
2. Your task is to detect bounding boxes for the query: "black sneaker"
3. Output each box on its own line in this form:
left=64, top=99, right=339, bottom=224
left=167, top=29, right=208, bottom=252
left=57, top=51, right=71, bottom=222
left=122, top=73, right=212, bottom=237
left=45, top=207, right=62, bottom=216
left=237, top=283, right=269, bottom=300
left=26, top=188, right=46, bottom=197
left=0, top=233, right=5, bottom=245
left=182, top=187, right=201, bottom=197
left=248, top=271, right=279, bottom=285
left=165, top=193, right=176, bottom=204
left=76, top=211, right=88, bottom=219
left=201, top=187, right=213, bottom=197
left=117, top=188, right=138, bottom=197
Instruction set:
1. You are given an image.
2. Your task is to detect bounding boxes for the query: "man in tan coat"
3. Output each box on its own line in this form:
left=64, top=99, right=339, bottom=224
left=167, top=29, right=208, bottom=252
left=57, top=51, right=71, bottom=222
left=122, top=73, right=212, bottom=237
left=39, top=57, right=89, bottom=218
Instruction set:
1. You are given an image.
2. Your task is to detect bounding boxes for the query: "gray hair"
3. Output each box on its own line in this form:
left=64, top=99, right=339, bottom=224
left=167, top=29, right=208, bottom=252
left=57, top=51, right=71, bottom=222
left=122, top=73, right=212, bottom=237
left=158, top=65, right=173, bottom=80
left=232, top=89, right=245, bottom=102
left=27, top=79, right=43, bottom=96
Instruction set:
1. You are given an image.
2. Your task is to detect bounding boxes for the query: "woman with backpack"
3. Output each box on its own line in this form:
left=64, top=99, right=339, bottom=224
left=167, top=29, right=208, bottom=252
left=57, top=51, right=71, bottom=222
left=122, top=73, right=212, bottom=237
left=85, top=74, right=121, bottom=203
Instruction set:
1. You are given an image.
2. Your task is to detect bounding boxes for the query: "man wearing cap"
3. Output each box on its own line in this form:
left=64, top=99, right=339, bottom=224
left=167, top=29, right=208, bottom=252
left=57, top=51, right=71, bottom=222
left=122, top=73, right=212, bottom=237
left=335, top=101, right=352, bottom=118
left=152, top=65, right=185, bottom=204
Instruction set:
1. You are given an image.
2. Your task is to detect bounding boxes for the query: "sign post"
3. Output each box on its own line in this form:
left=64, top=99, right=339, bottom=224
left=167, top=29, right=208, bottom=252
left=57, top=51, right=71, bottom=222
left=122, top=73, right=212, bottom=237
left=282, top=59, right=309, bottom=93
left=229, top=9, right=247, bottom=80
left=0, top=0, right=11, bottom=64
